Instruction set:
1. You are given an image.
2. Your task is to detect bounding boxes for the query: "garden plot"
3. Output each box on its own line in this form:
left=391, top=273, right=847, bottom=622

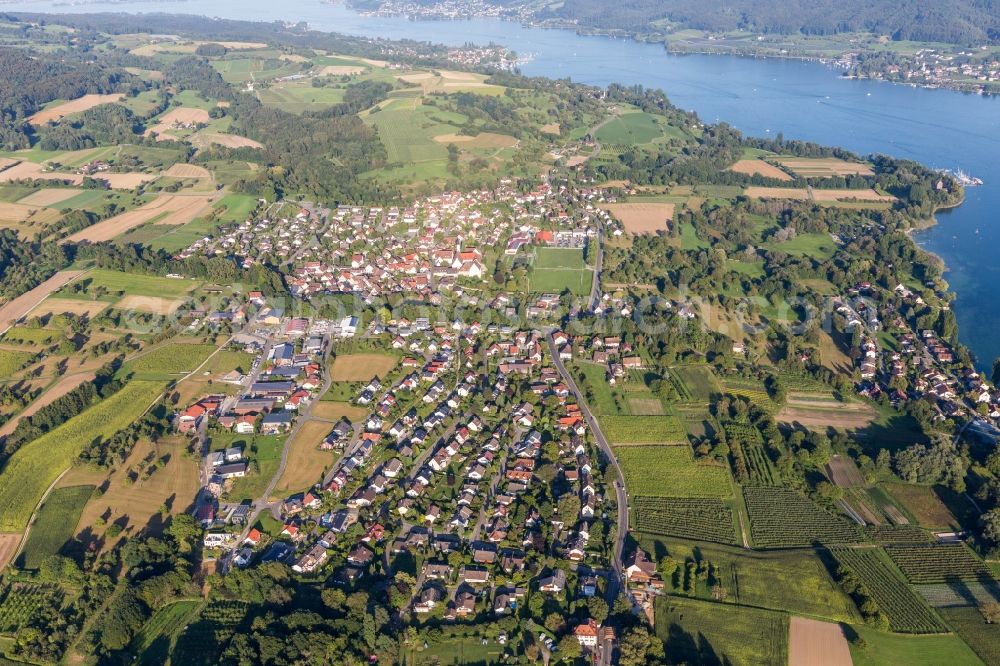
left=776, top=391, right=876, bottom=430
left=826, top=455, right=866, bottom=487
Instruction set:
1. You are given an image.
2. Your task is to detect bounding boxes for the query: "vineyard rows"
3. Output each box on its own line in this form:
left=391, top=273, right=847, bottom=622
left=885, top=544, right=991, bottom=584
left=743, top=486, right=861, bottom=548
left=722, top=386, right=775, bottom=413
left=832, top=547, right=946, bottom=634
left=865, top=525, right=932, bottom=545
left=632, top=496, right=737, bottom=544
left=916, top=581, right=1000, bottom=608
left=725, top=424, right=776, bottom=485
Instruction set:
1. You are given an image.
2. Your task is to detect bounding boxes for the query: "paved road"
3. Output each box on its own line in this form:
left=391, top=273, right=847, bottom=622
left=588, top=221, right=604, bottom=313
left=545, top=332, right=628, bottom=608
left=469, top=437, right=513, bottom=542
left=220, top=334, right=333, bottom=570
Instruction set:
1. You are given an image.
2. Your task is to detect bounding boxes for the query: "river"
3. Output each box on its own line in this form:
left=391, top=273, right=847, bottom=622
left=6, top=0, right=1000, bottom=369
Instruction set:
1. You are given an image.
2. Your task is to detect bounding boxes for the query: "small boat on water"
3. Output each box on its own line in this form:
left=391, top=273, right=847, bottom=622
left=942, top=168, right=984, bottom=187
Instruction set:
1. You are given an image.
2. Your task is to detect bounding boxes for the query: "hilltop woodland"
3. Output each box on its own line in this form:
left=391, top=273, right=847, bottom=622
left=1, top=11, right=1000, bottom=666
left=523, top=0, right=1000, bottom=45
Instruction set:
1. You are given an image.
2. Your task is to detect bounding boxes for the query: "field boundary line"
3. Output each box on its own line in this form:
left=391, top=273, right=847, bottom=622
left=10, top=465, right=72, bottom=567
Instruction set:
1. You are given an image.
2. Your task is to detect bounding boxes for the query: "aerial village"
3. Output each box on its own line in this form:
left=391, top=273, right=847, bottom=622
left=166, top=175, right=1000, bottom=659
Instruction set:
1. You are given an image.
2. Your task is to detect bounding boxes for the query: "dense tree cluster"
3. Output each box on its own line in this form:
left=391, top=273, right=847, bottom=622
left=0, top=47, right=142, bottom=149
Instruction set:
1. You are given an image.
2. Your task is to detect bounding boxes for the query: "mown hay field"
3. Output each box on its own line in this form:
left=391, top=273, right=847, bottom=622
left=17, top=484, right=94, bottom=570
left=728, top=158, right=792, bottom=181
left=15, top=188, right=83, bottom=207
left=71, top=269, right=199, bottom=299
left=60, top=436, right=199, bottom=553
left=775, top=157, right=874, bottom=178
left=312, top=401, right=367, bottom=422
left=63, top=194, right=214, bottom=243
left=0, top=270, right=84, bottom=332
left=602, top=202, right=675, bottom=234
left=275, top=420, right=336, bottom=494
left=330, top=353, right=397, bottom=382
left=28, top=94, right=124, bottom=125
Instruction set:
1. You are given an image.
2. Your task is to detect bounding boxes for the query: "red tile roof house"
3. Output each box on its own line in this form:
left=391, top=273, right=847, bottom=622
left=178, top=404, right=207, bottom=433
left=575, top=619, right=599, bottom=649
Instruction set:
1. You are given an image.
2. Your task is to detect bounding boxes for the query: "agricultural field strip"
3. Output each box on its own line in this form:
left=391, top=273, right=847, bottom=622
left=831, top=546, right=947, bottom=633
left=885, top=544, right=992, bottom=584
left=632, top=496, right=737, bottom=544
left=743, top=486, right=862, bottom=548
left=0, top=380, right=165, bottom=532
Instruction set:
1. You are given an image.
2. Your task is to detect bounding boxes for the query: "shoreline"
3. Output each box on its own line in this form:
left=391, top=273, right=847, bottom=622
left=342, top=5, right=999, bottom=96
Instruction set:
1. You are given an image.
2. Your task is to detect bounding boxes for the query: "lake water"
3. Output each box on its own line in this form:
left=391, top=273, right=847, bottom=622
left=7, top=0, right=1000, bottom=368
